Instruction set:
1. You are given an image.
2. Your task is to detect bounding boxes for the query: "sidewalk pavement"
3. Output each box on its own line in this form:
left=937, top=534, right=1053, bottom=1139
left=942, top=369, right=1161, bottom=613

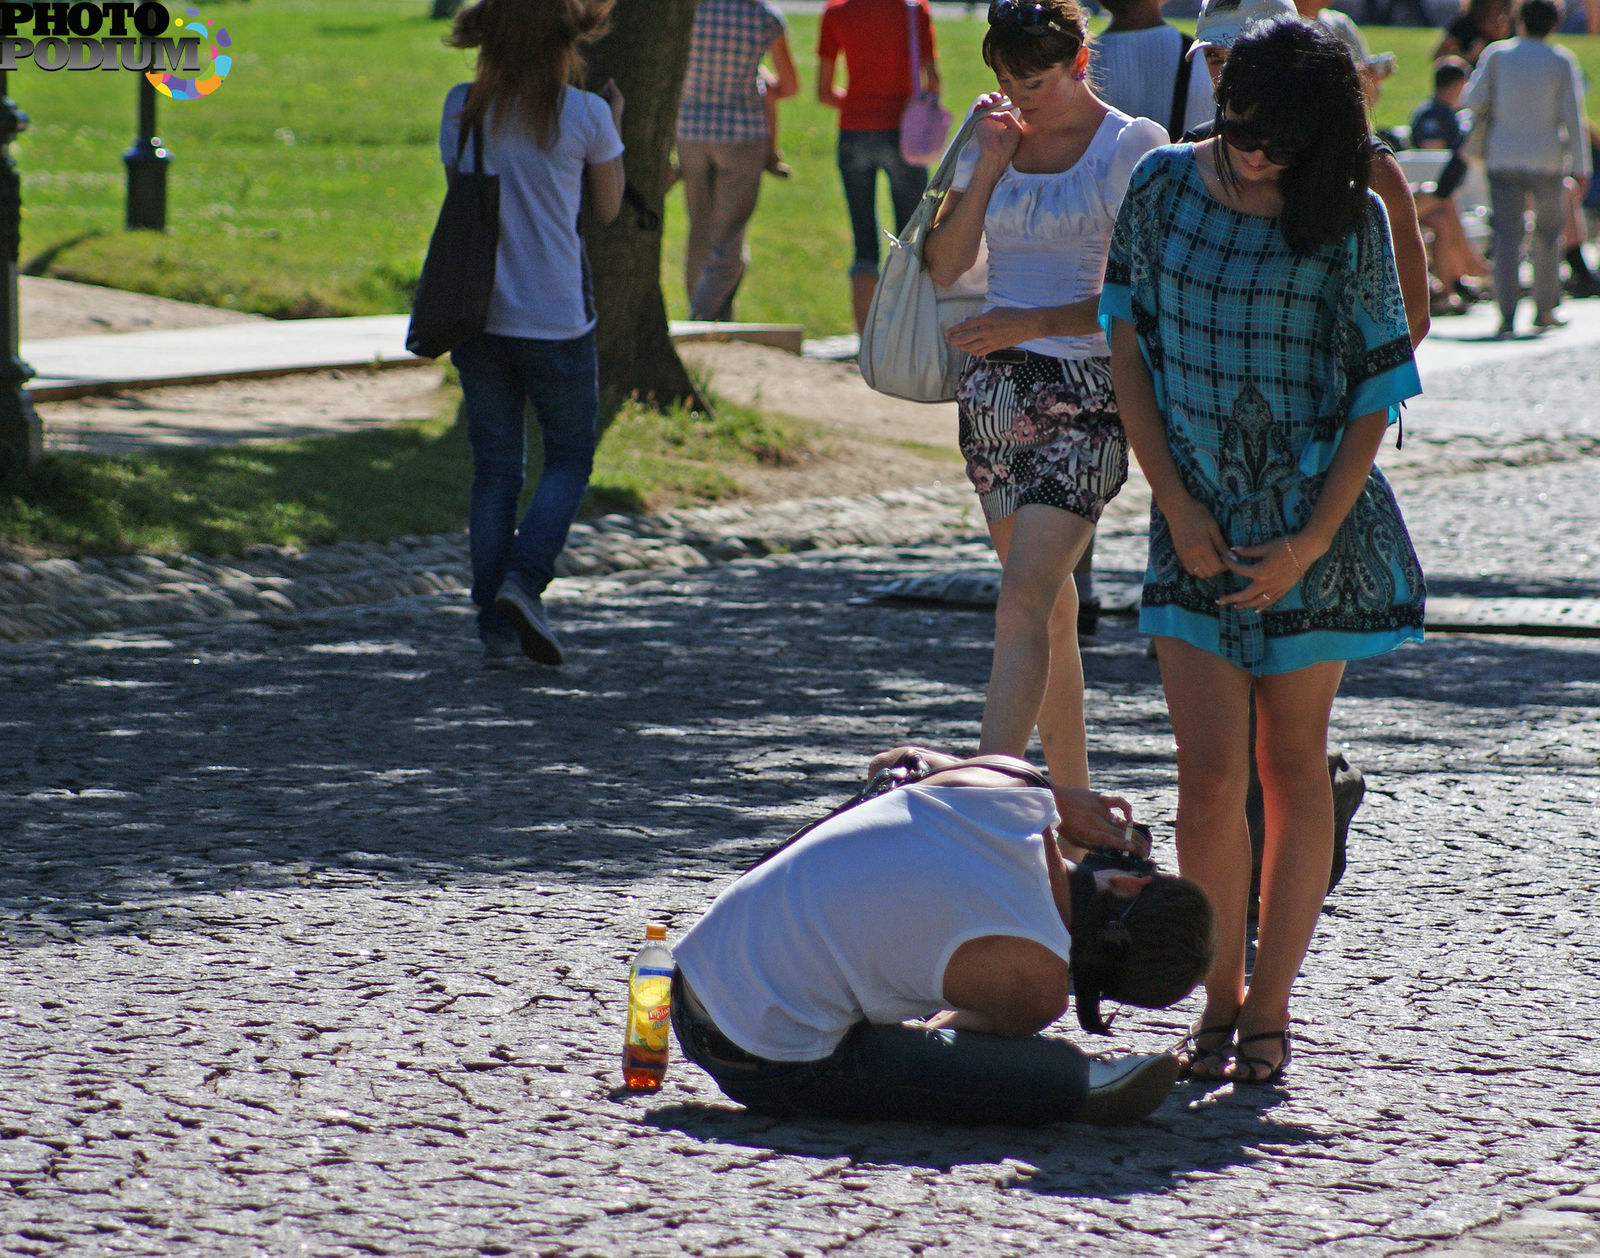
left=19, top=292, right=1600, bottom=427
left=20, top=316, right=808, bottom=402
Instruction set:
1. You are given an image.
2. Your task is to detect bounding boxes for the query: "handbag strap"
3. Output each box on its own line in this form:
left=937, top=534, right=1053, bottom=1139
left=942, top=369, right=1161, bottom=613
left=454, top=111, right=486, bottom=176
left=1167, top=34, right=1194, bottom=142
left=906, top=0, right=921, bottom=99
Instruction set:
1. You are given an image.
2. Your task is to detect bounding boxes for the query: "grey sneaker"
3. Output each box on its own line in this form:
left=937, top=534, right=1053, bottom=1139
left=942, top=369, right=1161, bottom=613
left=1078, top=1052, right=1183, bottom=1126
left=493, top=581, right=564, bottom=666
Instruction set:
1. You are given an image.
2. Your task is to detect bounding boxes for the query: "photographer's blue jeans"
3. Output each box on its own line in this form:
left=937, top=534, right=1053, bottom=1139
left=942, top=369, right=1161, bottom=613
left=452, top=331, right=598, bottom=641
left=837, top=129, right=928, bottom=276
left=671, top=972, right=1090, bottom=1126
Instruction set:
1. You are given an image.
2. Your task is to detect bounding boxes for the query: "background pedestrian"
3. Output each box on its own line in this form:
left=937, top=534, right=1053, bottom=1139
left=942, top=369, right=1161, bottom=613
left=440, top=0, right=624, bottom=666
left=677, top=0, right=800, bottom=322
left=817, top=0, right=942, bottom=331
left=1464, top=0, right=1592, bottom=336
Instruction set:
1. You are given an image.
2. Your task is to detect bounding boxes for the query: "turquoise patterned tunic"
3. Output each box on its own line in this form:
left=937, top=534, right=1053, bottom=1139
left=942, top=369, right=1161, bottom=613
left=1099, top=146, right=1426, bottom=675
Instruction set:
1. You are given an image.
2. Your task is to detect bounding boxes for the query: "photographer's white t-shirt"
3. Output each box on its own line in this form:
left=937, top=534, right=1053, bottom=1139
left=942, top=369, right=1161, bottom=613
left=674, top=784, right=1071, bottom=1062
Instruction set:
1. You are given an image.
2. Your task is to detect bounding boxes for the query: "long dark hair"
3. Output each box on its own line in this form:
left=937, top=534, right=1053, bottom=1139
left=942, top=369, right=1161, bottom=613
left=982, top=0, right=1088, bottom=78
left=1215, top=18, right=1370, bottom=254
left=447, top=0, right=614, bottom=147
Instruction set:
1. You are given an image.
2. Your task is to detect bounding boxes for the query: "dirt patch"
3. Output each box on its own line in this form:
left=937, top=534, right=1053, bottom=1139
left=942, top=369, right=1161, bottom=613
left=678, top=341, right=966, bottom=503
left=16, top=277, right=971, bottom=508
left=38, top=367, right=452, bottom=456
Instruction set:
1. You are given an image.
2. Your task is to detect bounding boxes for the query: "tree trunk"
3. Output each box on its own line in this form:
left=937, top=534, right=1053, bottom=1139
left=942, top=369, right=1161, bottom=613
left=582, top=0, right=707, bottom=418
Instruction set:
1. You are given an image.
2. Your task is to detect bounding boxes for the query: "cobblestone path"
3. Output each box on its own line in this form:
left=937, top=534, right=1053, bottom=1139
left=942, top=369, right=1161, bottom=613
left=1, top=343, right=1598, bottom=1256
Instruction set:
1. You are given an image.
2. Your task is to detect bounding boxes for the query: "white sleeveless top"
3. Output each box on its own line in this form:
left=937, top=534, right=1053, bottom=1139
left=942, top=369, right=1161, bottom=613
left=952, top=108, right=1166, bottom=358
left=674, top=784, right=1070, bottom=1062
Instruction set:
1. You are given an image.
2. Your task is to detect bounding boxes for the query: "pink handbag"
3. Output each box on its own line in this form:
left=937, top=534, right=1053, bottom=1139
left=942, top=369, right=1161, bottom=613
left=899, top=1, right=951, bottom=167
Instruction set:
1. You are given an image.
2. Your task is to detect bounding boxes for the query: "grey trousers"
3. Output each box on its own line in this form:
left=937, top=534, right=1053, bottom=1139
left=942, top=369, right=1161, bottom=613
left=1488, top=169, right=1566, bottom=327
left=680, top=138, right=767, bottom=322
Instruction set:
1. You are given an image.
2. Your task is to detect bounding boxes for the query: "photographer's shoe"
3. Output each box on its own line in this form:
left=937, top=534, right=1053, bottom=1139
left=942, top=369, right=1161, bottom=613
left=494, top=580, right=564, bottom=666
left=1078, top=1052, right=1182, bottom=1125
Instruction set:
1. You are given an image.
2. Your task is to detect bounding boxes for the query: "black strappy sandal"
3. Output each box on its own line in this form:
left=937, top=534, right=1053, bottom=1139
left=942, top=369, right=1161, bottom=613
left=1230, top=1030, right=1292, bottom=1085
left=1176, top=1022, right=1236, bottom=1081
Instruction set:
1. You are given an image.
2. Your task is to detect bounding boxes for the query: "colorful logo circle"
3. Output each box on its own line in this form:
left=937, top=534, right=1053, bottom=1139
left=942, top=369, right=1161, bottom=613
left=146, top=7, right=233, bottom=101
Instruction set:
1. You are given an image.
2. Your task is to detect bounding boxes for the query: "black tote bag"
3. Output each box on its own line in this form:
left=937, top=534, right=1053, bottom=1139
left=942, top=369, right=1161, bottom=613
left=407, top=115, right=500, bottom=359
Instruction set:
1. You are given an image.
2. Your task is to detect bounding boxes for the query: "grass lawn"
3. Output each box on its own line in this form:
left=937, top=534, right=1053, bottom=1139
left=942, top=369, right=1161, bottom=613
left=13, top=2, right=1600, bottom=337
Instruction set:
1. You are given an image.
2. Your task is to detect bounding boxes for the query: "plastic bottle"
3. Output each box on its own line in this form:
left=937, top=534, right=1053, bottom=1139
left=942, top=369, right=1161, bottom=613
left=623, top=923, right=673, bottom=1091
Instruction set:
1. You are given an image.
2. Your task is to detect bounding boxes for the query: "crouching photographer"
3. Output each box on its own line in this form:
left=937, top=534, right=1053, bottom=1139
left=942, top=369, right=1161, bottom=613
left=670, top=747, right=1215, bottom=1127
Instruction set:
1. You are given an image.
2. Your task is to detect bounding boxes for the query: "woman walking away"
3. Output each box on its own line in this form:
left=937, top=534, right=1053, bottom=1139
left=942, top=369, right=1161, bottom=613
left=817, top=0, right=942, bottom=332
left=1464, top=0, right=1592, bottom=338
left=1102, top=18, right=1425, bottom=1084
left=440, top=0, right=624, bottom=666
left=924, top=0, right=1166, bottom=802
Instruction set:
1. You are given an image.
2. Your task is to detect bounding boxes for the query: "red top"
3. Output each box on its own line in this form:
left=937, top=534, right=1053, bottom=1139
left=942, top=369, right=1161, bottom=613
left=818, top=0, right=938, bottom=132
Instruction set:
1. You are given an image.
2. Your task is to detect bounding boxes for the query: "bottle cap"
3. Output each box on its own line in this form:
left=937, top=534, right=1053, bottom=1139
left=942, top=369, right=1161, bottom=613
left=645, top=923, right=667, bottom=941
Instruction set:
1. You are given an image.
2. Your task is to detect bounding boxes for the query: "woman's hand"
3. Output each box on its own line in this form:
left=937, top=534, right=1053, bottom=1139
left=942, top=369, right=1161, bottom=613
left=1165, top=496, right=1232, bottom=581
left=972, top=98, right=1024, bottom=167
left=1048, top=786, right=1137, bottom=855
left=1217, top=536, right=1322, bottom=609
left=944, top=307, right=1040, bottom=356
left=599, top=78, right=624, bottom=127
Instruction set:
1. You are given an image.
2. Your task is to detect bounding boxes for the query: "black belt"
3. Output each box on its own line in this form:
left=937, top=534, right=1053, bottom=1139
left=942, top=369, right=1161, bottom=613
left=982, top=348, right=1058, bottom=365
left=673, top=971, right=764, bottom=1066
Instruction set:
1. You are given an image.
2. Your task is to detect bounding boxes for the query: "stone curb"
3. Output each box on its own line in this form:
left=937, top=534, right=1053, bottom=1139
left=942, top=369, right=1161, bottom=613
left=3, top=430, right=1596, bottom=647
left=0, top=484, right=983, bottom=644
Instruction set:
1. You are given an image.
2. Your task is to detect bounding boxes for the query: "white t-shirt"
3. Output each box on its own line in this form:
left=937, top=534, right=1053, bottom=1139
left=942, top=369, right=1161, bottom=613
left=674, top=784, right=1071, bottom=1062
left=1091, top=25, right=1214, bottom=140
left=439, top=83, right=625, bottom=341
left=952, top=109, right=1168, bottom=358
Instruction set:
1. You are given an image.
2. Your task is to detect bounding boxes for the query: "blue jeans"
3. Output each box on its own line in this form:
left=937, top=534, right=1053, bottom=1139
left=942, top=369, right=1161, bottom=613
left=452, top=331, right=598, bottom=641
left=671, top=972, right=1090, bottom=1126
left=837, top=129, right=928, bottom=276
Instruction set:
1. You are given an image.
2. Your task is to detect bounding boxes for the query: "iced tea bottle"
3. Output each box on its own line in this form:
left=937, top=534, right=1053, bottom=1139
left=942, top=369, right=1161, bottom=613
left=623, top=923, right=673, bottom=1091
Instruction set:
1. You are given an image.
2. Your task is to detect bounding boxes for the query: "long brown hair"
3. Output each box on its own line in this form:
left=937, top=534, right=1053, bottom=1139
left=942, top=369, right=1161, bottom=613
left=447, top=0, right=615, bottom=147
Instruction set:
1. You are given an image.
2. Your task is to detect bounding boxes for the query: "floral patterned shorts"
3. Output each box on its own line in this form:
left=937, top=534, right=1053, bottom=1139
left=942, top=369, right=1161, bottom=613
left=956, top=353, right=1128, bottom=524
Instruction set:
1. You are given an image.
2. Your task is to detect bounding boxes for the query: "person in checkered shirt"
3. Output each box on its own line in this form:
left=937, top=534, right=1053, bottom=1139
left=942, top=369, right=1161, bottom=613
left=677, top=0, right=799, bottom=322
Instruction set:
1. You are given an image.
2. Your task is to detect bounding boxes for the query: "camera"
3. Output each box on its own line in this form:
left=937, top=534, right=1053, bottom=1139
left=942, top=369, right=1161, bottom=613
left=1076, top=821, right=1158, bottom=878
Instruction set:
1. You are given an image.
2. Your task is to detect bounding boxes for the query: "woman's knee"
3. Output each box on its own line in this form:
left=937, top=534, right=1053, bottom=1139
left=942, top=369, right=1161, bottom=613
left=1174, top=759, right=1250, bottom=818
left=993, top=573, right=1065, bottom=638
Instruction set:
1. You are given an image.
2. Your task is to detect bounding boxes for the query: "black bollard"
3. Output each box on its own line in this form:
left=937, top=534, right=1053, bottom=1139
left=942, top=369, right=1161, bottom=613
left=124, top=73, right=170, bottom=231
left=0, top=68, right=41, bottom=471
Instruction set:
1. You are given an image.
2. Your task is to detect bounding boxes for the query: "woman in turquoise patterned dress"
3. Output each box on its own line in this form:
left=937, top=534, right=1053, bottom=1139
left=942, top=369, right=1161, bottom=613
left=1100, top=17, right=1423, bottom=1084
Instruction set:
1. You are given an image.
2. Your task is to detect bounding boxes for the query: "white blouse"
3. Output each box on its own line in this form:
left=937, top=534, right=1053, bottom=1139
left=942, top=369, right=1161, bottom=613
left=953, top=108, right=1167, bottom=358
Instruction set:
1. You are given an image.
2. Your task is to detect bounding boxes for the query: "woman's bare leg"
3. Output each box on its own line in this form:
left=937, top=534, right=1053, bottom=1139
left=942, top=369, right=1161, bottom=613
left=1155, top=636, right=1254, bottom=1072
left=978, top=504, right=1096, bottom=788
left=1228, top=658, right=1346, bottom=1079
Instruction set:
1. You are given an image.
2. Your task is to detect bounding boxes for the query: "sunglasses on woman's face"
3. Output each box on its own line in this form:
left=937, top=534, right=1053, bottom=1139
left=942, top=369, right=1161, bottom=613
left=987, top=0, right=1067, bottom=36
left=1216, top=113, right=1301, bottom=166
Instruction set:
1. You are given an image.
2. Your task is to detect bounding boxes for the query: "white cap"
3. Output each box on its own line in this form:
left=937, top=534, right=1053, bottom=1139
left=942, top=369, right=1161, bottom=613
left=1188, top=0, right=1300, bottom=56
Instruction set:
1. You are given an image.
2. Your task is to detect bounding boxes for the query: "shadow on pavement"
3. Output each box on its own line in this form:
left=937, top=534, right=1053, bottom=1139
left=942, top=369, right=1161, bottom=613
left=642, top=1095, right=1322, bottom=1195
left=1, top=555, right=1596, bottom=942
